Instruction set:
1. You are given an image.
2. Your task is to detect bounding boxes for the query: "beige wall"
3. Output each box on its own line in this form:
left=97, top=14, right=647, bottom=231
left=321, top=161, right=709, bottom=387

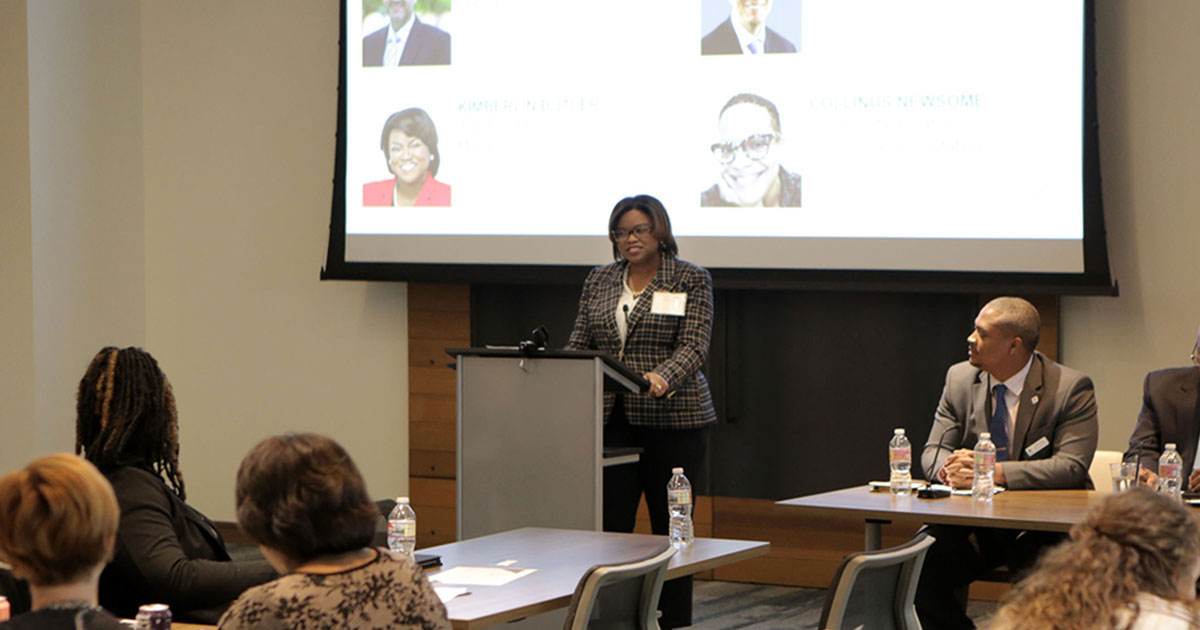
left=139, top=2, right=410, bottom=519
left=1063, top=1, right=1200, bottom=452
left=0, top=0, right=36, bottom=469
left=27, top=0, right=147, bottom=453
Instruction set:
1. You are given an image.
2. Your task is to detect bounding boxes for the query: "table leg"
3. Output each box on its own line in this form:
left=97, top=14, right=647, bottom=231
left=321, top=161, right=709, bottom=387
left=865, top=518, right=890, bottom=551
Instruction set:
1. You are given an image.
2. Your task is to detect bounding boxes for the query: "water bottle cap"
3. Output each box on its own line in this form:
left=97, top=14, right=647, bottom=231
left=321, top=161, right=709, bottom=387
left=1166, top=443, right=1177, bottom=450
left=671, top=467, right=683, bottom=474
left=980, top=432, right=991, bottom=439
left=396, top=496, right=409, bottom=503
left=894, top=428, right=905, bottom=435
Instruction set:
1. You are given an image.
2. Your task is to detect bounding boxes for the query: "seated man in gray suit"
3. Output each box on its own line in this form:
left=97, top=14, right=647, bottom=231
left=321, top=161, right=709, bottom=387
left=916, top=297, right=1099, bottom=630
left=702, top=0, right=796, bottom=55
left=363, top=0, right=450, bottom=67
left=1125, top=326, right=1200, bottom=489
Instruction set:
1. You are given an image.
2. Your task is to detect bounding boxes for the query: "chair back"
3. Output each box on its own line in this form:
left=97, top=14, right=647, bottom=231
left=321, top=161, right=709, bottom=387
left=818, top=533, right=936, bottom=630
left=563, top=544, right=676, bottom=630
left=1089, top=449, right=1125, bottom=493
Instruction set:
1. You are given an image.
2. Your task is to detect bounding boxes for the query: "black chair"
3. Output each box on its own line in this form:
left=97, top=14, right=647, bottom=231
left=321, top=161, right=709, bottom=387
left=562, top=544, right=676, bottom=630
left=818, top=533, right=936, bottom=630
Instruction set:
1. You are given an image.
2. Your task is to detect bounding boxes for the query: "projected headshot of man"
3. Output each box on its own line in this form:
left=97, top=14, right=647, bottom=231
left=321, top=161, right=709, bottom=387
left=701, top=93, right=802, bottom=208
left=702, top=0, right=797, bottom=55
left=362, top=0, right=451, bottom=67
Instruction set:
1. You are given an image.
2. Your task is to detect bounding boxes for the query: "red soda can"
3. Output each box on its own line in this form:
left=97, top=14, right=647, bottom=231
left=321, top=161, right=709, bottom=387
left=135, top=603, right=171, bottom=630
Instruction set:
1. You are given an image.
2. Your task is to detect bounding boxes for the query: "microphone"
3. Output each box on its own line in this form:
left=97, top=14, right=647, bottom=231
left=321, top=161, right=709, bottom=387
left=918, top=423, right=961, bottom=499
left=518, top=325, right=550, bottom=357
left=622, top=304, right=630, bottom=324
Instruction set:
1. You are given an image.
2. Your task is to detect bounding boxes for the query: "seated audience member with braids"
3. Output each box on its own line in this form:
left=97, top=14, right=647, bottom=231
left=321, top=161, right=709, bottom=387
left=0, top=454, right=124, bottom=630
left=75, top=347, right=275, bottom=623
left=986, top=488, right=1200, bottom=630
left=218, top=433, right=450, bottom=630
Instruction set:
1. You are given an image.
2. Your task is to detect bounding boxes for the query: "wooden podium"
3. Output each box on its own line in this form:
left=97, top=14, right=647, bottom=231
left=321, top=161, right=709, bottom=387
left=447, top=348, right=648, bottom=539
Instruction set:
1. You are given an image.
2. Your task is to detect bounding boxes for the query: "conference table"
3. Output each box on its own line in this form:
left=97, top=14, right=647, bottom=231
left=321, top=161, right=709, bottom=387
left=777, top=486, right=1112, bottom=550
left=169, top=527, right=767, bottom=630
left=425, top=527, right=770, bottom=630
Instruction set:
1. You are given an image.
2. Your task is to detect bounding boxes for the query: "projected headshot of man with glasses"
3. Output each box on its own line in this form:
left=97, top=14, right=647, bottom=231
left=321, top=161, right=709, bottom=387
left=701, top=93, right=802, bottom=208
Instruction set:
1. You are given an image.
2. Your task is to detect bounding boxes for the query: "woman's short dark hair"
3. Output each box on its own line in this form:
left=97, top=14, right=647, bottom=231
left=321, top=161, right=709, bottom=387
left=607, top=194, right=679, bottom=261
left=236, top=433, right=379, bottom=562
left=378, top=107, right=441, bottom=176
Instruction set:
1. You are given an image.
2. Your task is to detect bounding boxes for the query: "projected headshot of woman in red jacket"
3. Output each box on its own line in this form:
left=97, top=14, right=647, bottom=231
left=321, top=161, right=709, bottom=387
left=363, top=107, right=452, bottom=207
left=74, top=347, right=275, bottom=623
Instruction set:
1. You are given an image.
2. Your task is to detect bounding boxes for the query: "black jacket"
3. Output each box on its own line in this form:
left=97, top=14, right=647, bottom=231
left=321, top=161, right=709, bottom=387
left=98, top=467, right=275, bottom=623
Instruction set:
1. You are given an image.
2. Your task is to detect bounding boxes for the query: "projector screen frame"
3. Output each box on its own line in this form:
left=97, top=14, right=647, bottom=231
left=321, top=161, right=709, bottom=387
left=322, top=1, right=1115, bottom=296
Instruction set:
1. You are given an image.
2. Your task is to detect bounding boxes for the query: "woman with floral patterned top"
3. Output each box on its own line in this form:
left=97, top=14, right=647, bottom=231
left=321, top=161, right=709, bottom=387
left=218, top=433, right=449, bottom=630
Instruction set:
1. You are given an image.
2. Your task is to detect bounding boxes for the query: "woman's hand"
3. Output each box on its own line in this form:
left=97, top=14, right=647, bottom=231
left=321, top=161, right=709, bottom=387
left=645, top=372, right=670, bottom=398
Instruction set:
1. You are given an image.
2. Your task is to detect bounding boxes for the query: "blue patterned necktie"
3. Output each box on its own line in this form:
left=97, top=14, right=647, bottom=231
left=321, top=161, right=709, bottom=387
left=991, top=384, right=1010, bottom=462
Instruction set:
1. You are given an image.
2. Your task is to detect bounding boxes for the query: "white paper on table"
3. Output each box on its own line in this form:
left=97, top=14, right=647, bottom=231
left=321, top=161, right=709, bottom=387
left=430, top=566, right=537, bottom=586
left=434, top=586, right=470, bottom=603
left=950, top=486, right=1007, bottom=496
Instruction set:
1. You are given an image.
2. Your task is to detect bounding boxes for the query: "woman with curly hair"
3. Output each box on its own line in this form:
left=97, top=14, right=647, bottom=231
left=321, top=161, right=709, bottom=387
left=986, top=488, right=1200, bottom=630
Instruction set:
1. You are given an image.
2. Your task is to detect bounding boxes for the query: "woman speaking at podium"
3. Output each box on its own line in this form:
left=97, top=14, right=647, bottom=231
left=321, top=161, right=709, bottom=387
left=566, top=194, right=715, bottom=629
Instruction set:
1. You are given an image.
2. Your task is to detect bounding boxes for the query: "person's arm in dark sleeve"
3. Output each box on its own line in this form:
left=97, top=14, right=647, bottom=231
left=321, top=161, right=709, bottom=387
left=111, top=488, right=276, bottom=613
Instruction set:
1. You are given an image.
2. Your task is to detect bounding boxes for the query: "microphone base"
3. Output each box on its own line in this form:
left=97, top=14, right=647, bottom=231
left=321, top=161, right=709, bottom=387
left=917, top=486, right=952, bottom=499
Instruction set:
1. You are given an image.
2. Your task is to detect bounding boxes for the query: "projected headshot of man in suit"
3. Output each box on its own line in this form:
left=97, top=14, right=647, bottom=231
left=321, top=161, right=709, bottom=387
left=701, top=93, right=802, bottom=208
left=702, top=0, right=797, bottom=55
left=362, top=0, right=451, bottom=67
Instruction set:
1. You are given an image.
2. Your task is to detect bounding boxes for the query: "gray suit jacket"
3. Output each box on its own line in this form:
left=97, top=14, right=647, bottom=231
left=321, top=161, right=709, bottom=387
left=1124, top=366, right=1200, bottom=488
left=921, top=352, right=1098, bottom=490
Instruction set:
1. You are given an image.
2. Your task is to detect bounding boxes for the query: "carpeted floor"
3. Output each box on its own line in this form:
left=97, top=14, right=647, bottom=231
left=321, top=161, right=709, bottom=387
left=690, top=580, right=999, bottom=630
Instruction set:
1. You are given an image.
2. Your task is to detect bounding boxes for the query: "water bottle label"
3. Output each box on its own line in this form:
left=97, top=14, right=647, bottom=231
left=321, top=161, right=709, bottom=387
left=389, top=520, right=416, bottom=538
left=1161, top=463, right=1182, bottom=478
left=974, top=452, right=995, bottom=468
left=889, top=447, right=911, bottom=462
left=668, top=489, right=691, bottom=505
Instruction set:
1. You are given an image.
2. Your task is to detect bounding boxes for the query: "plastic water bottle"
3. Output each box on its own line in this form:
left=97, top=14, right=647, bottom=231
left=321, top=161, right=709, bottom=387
left=889, top=428, right=912, bottom=496
left=972, top=432, right=996, bottom=502
left=387, top=496, right=417, bottom=558
left=667, top=467, right=694, bottom=549
left=1159, top=443, right=1183, bottom=502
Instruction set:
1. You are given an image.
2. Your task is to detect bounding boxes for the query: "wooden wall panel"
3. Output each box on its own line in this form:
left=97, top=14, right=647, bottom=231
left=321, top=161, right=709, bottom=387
left=409, top=283, right=469, bottom=546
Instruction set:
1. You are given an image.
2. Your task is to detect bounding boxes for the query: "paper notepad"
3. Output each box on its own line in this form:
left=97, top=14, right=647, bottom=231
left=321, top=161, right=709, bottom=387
left=433, top=586, right=470, bottom=603
left=430, top=566, right=537, bottom=586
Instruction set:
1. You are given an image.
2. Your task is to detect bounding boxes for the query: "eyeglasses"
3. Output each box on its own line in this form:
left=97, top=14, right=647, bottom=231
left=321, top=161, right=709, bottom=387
left=710, top=133, right=779, bottom=165
left=611, top=223, right=654, bottom=240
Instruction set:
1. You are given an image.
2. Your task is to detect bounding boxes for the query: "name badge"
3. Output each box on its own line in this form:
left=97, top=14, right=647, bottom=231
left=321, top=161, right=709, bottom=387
left=1025, top=436, right=1050, bottom=458
left=651, top=292, right=687, bottom=316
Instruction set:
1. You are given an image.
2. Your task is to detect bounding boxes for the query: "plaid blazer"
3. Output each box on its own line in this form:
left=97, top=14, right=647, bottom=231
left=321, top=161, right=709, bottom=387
left=566, top=255, right=716, bottom=429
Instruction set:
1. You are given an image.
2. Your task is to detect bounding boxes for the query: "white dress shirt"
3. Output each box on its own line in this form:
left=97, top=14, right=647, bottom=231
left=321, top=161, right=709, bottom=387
left=729, top=18, right=766, bottom=55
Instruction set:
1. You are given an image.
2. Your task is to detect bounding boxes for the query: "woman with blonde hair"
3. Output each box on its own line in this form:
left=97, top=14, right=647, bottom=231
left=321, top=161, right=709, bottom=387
left=987, top=487, right=1200, bottom=630
left=0, top=454, right=123, bottom=629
